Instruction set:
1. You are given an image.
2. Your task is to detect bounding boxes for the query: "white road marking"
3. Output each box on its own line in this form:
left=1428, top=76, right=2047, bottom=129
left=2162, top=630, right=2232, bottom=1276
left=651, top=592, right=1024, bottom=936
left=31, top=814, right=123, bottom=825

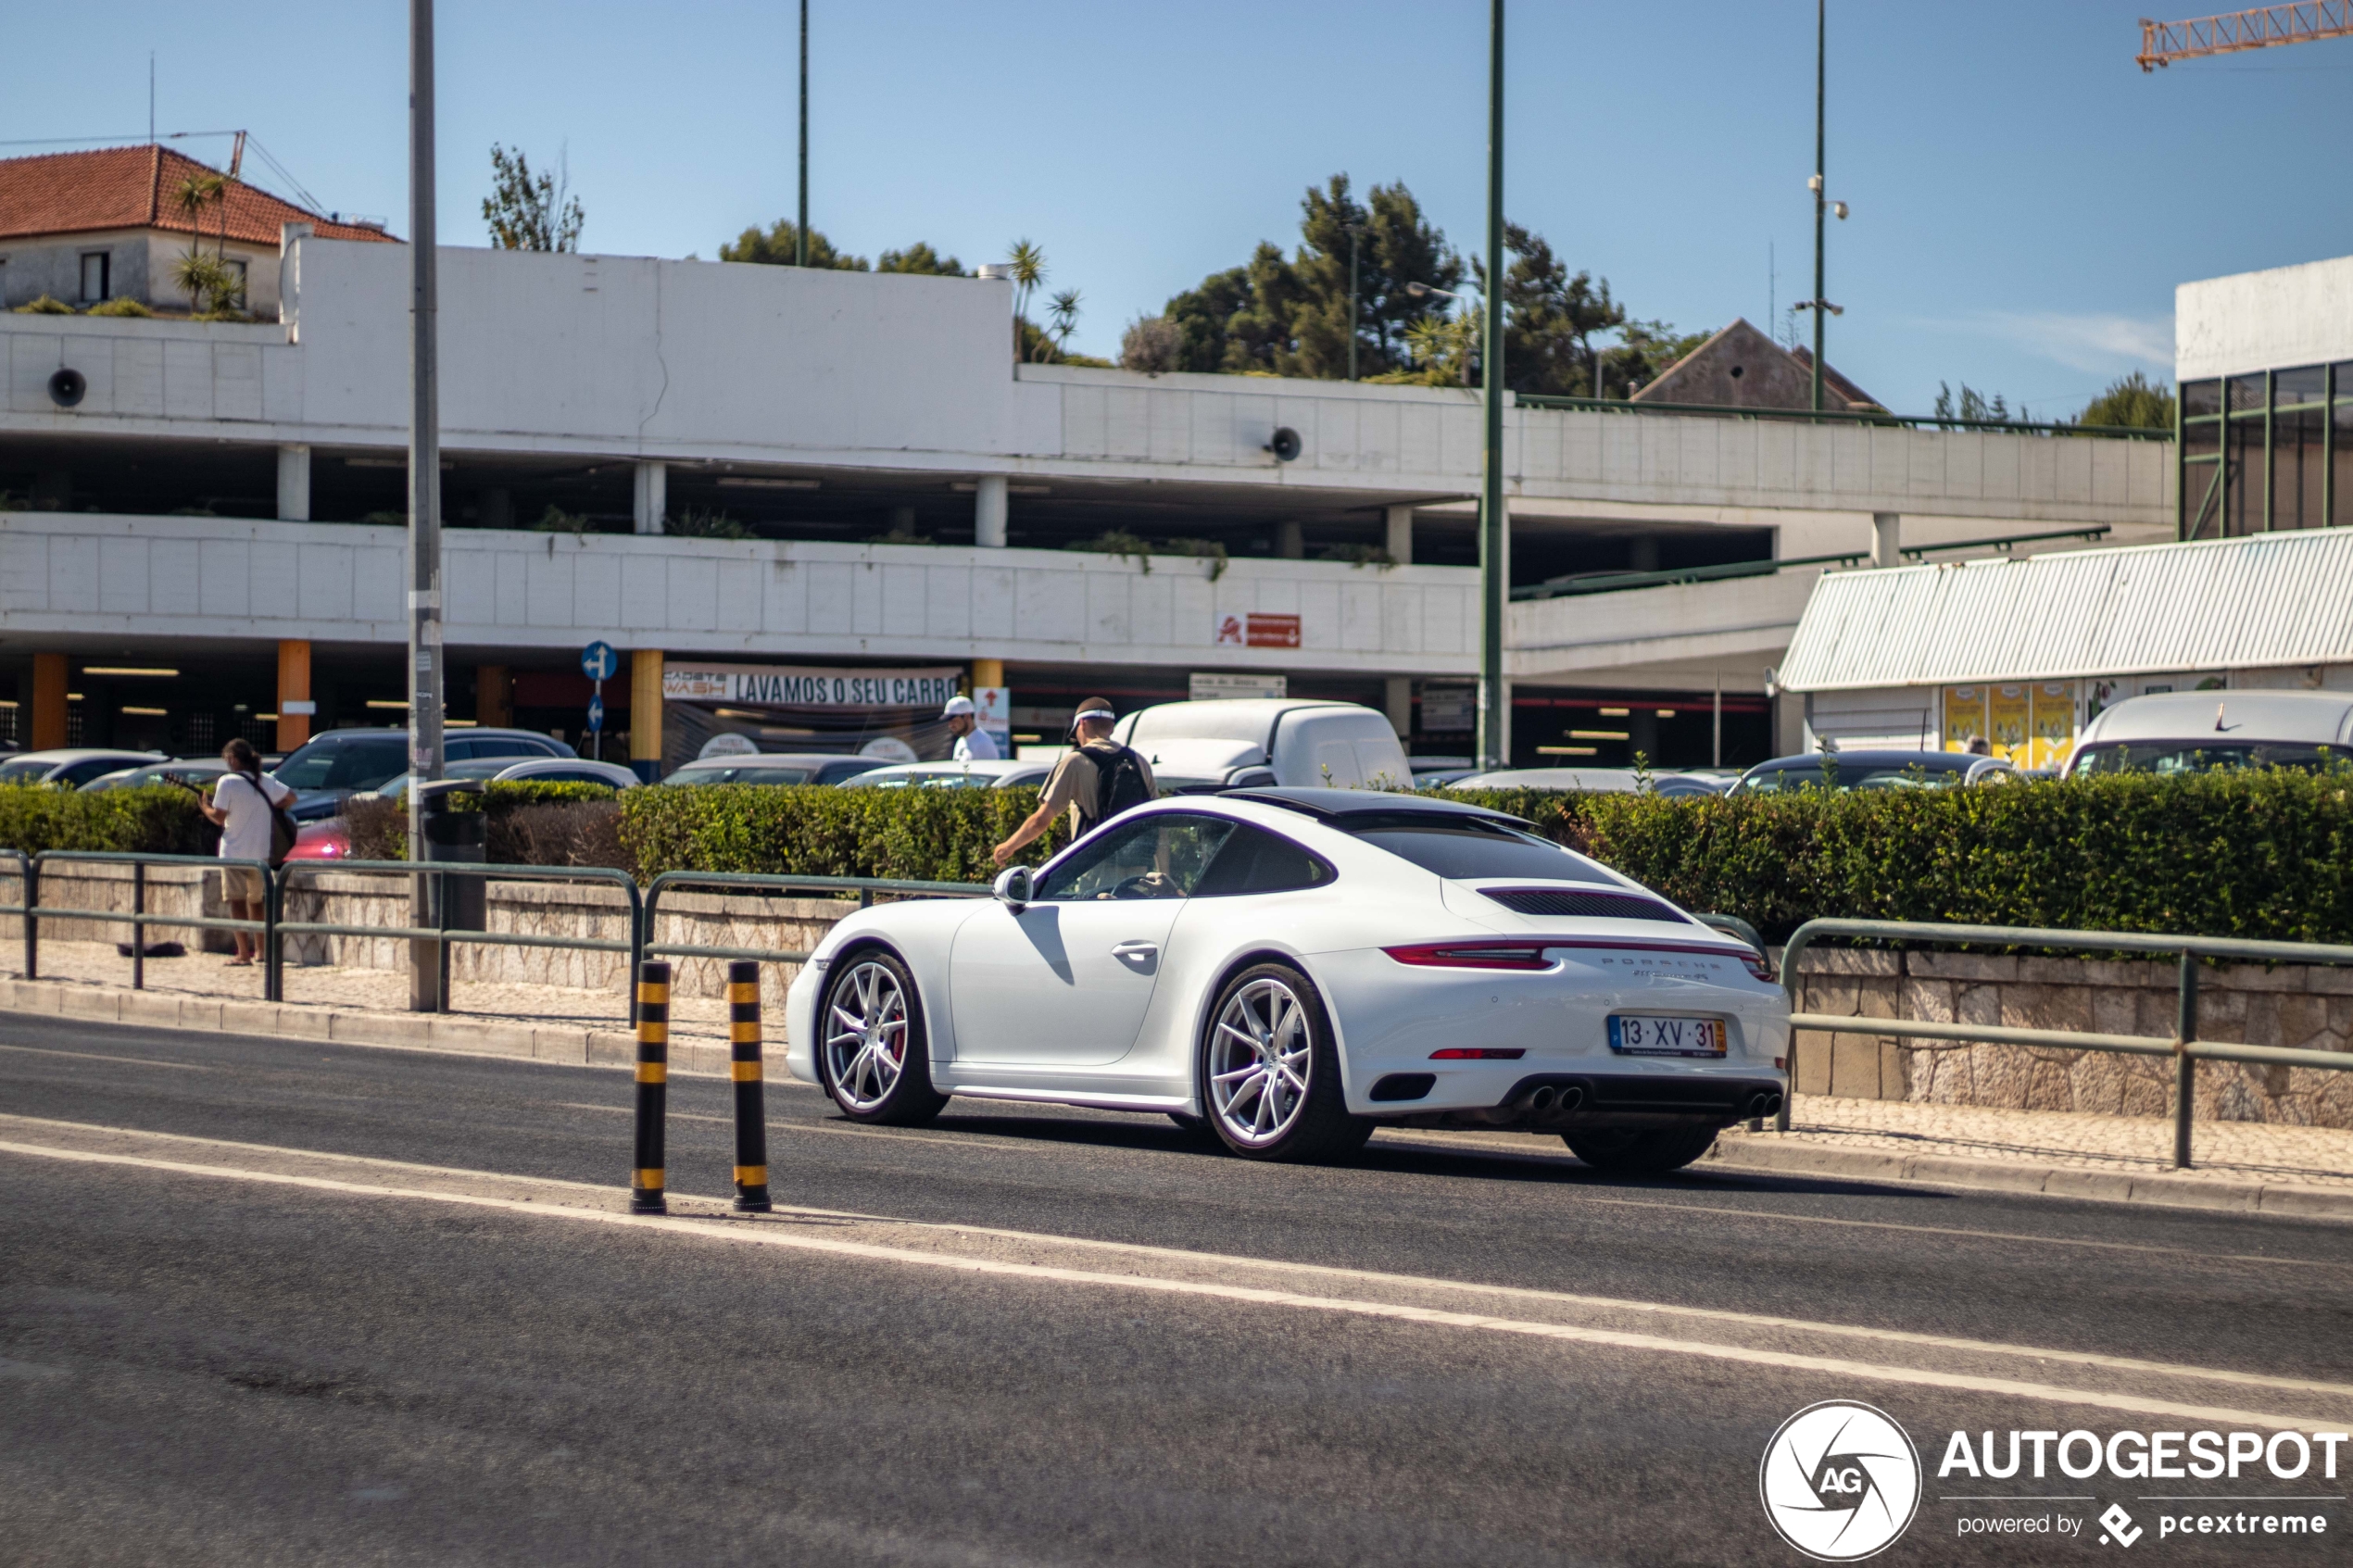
left=0, top=1043, right=220, bottom=1072
left=3, top=1128, right=2350, bottom=1434
left=547, top=1102, right=1025, bottom=1153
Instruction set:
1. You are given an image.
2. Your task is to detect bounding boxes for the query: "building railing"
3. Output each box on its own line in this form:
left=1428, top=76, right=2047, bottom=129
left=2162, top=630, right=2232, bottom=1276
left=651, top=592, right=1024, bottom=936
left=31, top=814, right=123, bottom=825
left=1517, top=392, right=2171, bottom=440
left=1512, top=526, right=2114, bottom=602
left=1778, top=919, right=2353, bottom=1171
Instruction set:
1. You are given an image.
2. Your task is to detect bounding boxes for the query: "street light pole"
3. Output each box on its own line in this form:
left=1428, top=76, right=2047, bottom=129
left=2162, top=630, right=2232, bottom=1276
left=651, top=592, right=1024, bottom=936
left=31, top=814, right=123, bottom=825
left=1478, top=0, right=1507, bottom=771
left=1809, top=0, right=1825, bottom=416
left=796, top=0, right=810, bottom=267
left=1347, top=223, right=1360, bottom=382
left=406, top=0, right=446, bottom=1010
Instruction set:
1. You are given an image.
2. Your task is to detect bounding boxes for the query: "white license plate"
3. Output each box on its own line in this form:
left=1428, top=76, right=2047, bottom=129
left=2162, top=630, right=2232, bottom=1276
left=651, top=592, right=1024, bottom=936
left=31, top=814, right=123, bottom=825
left=1607, top=1014, right=1727, bottom=1058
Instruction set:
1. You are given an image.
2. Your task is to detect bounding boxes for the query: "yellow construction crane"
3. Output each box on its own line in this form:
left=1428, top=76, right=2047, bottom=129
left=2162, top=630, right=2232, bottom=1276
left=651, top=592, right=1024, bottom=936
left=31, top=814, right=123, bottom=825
left=2139, top=2, right=2353, bottom=69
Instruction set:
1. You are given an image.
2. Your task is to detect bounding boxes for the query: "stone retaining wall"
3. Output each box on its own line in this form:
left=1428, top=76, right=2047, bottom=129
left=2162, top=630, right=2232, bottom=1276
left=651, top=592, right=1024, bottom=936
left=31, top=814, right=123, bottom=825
left=1789, top=948, right=2353, bottom=1128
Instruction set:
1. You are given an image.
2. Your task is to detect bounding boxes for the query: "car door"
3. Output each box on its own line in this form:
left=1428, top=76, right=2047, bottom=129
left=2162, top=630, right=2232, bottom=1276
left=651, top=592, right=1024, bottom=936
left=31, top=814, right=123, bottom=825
left=948, top=812, right=1235, bottom=1068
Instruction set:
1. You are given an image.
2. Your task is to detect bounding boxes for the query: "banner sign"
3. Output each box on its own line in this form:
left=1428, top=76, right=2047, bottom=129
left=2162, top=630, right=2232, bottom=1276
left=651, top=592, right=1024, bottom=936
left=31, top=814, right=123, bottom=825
left=661, top=663, right=962, bottom=709
left=1190, top=672, right=1288, bottom=701
left=1213, top=612, right=1302, bottom=649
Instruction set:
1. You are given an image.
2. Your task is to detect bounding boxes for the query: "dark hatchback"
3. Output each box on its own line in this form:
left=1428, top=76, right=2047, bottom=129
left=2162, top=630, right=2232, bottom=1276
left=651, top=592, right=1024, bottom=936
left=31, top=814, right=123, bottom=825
left=1726, top=749, right=2018, bottom=796
left=271, top=727, right=576, bottom=820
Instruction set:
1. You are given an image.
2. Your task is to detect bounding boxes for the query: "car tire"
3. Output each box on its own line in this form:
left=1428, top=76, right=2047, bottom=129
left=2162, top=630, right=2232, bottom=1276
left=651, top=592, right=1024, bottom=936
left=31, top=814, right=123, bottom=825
left=1199, top=962, right=1372, bottom=1163
left=1561, top=1125, right=1718, bottom=1175
left=818, top=949, right=948, bottom=1126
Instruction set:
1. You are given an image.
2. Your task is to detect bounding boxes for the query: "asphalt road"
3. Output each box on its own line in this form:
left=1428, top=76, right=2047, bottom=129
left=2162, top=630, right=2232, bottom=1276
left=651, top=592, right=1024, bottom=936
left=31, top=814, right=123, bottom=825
left=4, top=1012, right=2351, bottom=1567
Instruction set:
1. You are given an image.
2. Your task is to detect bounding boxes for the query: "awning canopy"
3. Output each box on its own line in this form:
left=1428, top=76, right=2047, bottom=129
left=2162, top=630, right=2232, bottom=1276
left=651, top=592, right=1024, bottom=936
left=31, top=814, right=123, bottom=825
left=1777, top=530, right=2353, bottom=693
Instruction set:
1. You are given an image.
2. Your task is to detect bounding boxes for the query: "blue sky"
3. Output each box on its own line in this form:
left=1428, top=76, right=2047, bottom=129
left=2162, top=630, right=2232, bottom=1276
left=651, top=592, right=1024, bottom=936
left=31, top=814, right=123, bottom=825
left=10, top=2, right=2351, bottom=417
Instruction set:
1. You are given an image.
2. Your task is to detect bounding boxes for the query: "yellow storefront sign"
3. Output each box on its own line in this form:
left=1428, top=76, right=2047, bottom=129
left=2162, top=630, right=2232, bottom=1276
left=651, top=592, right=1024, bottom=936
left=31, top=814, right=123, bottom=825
left=1942, top=686, right=1985, bottom=751
left=1988, top=684, right=2031, bottom=760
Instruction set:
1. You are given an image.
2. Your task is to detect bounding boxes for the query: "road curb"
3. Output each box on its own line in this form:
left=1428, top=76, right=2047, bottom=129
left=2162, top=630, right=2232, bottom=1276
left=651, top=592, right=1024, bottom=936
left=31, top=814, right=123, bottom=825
left=1704, top=1133, right=2353, bottom=1222
left=0, top=975, right=741, bottom=1079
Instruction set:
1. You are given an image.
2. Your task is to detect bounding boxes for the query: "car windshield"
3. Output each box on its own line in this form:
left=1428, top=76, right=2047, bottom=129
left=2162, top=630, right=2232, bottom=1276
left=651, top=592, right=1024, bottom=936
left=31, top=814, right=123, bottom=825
left=0, top=759, right=59, bottom=784
left=271, top=737, right=410, bottom=792
left=666, top=762, right=820, bottom=786
left=857, top=768, right=995, bottom=789
left=1333, top=810, right=1607, bottom=883
left=2072, top=742, right=2353, bottom=776
left=1732, top=762, right=1970, bottom=794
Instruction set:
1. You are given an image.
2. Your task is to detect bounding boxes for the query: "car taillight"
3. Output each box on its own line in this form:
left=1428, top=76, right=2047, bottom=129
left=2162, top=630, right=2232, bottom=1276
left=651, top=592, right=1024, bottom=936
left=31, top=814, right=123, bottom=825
left=1742, top=951, right=1776, bottom=983
left=1382, top=941, right=1555, bottom=972
left=1429, top=1047, right=1526, bottom=1060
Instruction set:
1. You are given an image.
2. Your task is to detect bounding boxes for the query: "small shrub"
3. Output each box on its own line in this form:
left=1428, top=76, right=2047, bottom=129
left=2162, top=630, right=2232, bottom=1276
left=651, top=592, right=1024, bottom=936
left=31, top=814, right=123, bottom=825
left=14, top=295, right=77, bottom=315
left=87, top=296, right=155, bottom=318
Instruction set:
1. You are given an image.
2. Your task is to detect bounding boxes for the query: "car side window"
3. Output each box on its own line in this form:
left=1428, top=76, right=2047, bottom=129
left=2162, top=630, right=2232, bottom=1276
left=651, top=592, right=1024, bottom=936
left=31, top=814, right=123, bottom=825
left=1036, top=813, right=1236, bottom=901
left=1192, top=823, right=1335, bottom=897
left=463, top=738, right=543, bottom=760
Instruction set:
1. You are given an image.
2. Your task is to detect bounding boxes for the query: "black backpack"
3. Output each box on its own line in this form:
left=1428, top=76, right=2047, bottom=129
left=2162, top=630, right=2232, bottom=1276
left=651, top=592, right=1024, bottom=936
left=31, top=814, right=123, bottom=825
left=1080, top=744, right=1154, bottom=832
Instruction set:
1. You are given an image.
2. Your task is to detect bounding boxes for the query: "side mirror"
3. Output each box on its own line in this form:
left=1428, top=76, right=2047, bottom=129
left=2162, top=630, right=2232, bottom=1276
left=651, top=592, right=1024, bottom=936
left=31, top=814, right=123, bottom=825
left=993, top=865, right=1033, bottom=911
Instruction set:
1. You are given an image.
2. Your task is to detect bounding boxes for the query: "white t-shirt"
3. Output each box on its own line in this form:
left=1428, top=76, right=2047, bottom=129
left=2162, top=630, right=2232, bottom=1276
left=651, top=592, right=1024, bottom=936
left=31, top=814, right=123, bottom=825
left=214, top=771, right=295, bottom=861
left=953, top=725, right=1001, bottom=761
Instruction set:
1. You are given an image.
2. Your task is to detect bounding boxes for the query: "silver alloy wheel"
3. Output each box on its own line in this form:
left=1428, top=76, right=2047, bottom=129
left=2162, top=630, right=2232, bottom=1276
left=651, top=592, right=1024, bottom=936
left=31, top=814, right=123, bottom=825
left=1208, top=976, right=1313, bottom=1148
left=824, top=960, right=910, bottom=1111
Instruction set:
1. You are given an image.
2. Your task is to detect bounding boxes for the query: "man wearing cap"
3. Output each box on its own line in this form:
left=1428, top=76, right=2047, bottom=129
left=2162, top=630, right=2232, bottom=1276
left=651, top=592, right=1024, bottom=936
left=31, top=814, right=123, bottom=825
left=993, top=696, right=1156, bottom=867
left=943, top=694, right=1000, bottom=761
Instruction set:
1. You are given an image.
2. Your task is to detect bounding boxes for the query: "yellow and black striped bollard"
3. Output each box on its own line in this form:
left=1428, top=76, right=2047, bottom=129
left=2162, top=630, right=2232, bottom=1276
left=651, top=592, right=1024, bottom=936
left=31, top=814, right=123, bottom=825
left=728, top=960, right=773, bottom=1212
left=631, top=960, right=670, bottom=1214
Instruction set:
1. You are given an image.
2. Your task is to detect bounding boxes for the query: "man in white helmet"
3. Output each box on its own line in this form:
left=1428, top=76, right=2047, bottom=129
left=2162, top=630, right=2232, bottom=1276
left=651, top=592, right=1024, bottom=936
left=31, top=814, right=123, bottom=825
left=942, top=693, right=1000, bottom=761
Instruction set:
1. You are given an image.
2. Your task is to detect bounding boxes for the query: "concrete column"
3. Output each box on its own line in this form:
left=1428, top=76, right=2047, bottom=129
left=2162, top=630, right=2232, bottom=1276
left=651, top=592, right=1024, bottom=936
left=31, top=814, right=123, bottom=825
left=278, top=221, right=309, bottom=328
left=1384, top=676, right=1412, bottom=739
left=479, top=488, right=514, bottom=530
left=276, top=640, right=313, bottom=752
left=974, top=475, right=1009, bottom=548
left=1276, top=520, right=1304, bottom=559
left=630, top=650, right=664, bottom=781
left=30, top=653, right=68, bottom=750
left=275, top=444, right=311, bottom=522
left=1384, top=505, right=1415, bottom=565
left=888, top=506, right=918, bottom=537
left=1873, top=512, right=1902, bottom=570
left=633, top=461, right=667, bottom=535
left=476, top=665, right=511, bottom=728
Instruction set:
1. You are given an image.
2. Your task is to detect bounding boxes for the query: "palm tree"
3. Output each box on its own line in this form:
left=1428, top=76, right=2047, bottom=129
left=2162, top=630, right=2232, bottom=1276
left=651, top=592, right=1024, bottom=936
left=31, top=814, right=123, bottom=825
left=1006, top=238, right=1046, bottom=363
left=1045, top=289, right=1082, bottom=360
left=172, top=172, right=233, bottom=313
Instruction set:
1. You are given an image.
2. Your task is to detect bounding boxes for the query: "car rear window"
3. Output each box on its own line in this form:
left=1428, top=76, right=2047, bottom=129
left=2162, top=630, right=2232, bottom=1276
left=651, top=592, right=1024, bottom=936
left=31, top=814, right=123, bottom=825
left=271, top=737, right=409, bottom=792
left=1335, top=811, right=1606, bottom=883
left=2072, top=742, right=2353, bottom=776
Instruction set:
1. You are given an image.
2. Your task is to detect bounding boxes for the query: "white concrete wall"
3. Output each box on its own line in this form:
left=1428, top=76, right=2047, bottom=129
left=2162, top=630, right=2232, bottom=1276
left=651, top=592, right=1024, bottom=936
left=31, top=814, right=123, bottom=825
left=0, top=240, right=2176, bottom=531
left=2177, top=254, right=2353, bottom=381
left=0, top=511, right=1477, bottom=674
left=1509, top=569, right=1821, bottom=692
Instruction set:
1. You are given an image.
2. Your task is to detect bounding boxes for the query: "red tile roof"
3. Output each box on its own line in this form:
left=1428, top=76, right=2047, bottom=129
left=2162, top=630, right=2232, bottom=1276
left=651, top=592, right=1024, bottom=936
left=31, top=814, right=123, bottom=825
left=0, top=144, right=398, bottom=246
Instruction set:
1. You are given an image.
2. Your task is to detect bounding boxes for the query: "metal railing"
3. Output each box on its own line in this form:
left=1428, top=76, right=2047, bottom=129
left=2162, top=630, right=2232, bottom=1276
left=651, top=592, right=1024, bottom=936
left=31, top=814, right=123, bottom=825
left=271, top=859, right=646, bottom=1013
left=1516, top=391, right=2171, bottom=440
left=0, top=850, right=278, bottom=987
left=1512, top=526, right=2116, bottom=603
left=642, top=870, right=990, bottom=969
left=1779, top=919, right=2353, bottom=1169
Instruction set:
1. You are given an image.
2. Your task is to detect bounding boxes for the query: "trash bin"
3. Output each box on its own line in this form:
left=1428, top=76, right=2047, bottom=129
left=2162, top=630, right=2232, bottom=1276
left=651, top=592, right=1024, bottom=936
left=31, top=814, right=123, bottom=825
left=415, top=780, right=486, bottom=931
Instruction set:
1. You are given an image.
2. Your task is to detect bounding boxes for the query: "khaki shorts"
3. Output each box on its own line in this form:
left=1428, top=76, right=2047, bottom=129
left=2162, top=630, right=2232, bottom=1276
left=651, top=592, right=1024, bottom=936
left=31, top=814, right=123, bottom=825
left=220, top=865, right=267, bottom=903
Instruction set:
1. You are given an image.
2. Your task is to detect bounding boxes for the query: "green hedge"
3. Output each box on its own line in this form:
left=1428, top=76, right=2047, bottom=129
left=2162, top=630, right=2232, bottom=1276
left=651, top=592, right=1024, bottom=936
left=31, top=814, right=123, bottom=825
left=0, top=784, right=209, bottom=857
left=1440, top=770, right=2353, bottom=946
left=616, top=784, right=1067, bottom=884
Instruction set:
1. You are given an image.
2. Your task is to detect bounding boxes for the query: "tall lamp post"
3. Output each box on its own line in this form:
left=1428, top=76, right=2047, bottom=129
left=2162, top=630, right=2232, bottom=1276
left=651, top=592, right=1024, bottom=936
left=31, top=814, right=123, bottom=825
left=796, top=0, right=810, bottom=267
left=1794, top=0, right=1850, bottom=413
left=1478, top=0, right=1507, bottom=771
left=406, top=0, right=446, bottom=1010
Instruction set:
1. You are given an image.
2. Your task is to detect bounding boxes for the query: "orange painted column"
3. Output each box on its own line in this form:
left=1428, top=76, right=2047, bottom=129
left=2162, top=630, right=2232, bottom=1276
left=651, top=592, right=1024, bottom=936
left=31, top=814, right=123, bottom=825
left=477, top=665, right=512, bottom=728
left=29, top=653, right=68, bottom=750
left=276, top=639, right=312, bottom=752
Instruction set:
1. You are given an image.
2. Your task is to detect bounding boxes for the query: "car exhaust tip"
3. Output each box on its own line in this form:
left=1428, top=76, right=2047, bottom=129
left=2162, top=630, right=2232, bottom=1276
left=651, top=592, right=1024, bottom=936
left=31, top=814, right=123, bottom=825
left=1556, top=1085, right=1584, bottom=1113
left=1527, top=1085, right=1557, bottom=1113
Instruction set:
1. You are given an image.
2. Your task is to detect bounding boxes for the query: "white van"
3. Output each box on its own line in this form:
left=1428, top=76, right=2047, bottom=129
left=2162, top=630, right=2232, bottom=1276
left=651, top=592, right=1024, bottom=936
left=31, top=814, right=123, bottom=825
left=2065, top=689, right=2353, bottom=777
left=1113, top=699, right=1413, bottom=792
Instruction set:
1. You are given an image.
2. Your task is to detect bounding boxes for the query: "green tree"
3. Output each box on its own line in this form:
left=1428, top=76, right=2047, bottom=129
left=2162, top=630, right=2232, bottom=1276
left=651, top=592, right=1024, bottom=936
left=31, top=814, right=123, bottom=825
left=482, top=144, right=585, bottom=252
left=1933, top=382, right=2016, bottom=425
left=1476, top=221, right=1625, bottom=395
left=1163, top=257, right=1267, bottom=373
left=1290, top=174, right=1461, bottom=379
left=2077, top=370, right=2174, bottom=430
left=1606, top=319, right=1711, bottom=397
left=875, top=242, right=967, bottom=276
left=719, top=219, right=866, bottom=269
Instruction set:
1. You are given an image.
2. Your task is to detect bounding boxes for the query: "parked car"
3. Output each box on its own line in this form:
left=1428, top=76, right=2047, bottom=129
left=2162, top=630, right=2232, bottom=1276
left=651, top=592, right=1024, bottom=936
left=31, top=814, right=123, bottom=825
left=786, top=787, right=1785, bottom=1169
left=269, top=727, right=575, bottom=821
left=362, top=756, right=641, bottom=802
left=2065, top=689, right=2353, bottom=777
left=0, top=748, right=168, bottom=788
left=1447, top=768, right=1727, bottom=797
left=841, top=759, right=1052, bottom=790
left=80, top=758, right=230, bottom=793
left=1112, top=700, right=1413, bottom=792
left=659, top=753, right=885, bottom=787
left=1728, top=749, right=2017, bottom=795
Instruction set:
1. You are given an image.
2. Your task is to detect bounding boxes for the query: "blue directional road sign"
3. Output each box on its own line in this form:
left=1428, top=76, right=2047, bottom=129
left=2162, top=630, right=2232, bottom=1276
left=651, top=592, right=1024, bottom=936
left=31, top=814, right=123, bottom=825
left=581, top=640, right=619, bottom=682
left=586, top=694, right=606, bottom=734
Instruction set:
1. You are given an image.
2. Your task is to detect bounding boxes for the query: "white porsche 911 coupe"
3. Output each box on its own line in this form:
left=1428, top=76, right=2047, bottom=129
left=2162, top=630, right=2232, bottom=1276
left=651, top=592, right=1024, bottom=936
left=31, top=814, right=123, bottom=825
left=785, top=788, right=1788, bottom=1171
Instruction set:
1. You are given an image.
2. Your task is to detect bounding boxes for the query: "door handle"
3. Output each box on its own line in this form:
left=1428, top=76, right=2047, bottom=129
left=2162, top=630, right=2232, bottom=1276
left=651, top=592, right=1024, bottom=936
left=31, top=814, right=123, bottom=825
left=1111, top=941, right=1159, bottom=959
